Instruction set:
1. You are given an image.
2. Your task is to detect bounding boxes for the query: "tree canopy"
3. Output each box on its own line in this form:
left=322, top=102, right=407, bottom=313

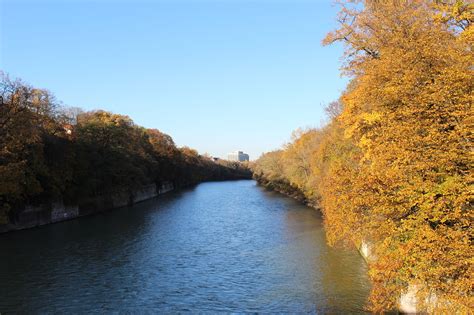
left=0, top=72, right=251, bottom=225
left=254, top=0, right=473, bottom=312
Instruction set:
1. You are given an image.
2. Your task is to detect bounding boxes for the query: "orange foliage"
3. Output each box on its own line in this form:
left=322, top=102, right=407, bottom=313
left=255, top=0, right=473, bottom=312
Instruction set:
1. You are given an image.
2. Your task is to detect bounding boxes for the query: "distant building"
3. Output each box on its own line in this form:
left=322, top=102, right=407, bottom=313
left=227, top=151, right=249, bottom=162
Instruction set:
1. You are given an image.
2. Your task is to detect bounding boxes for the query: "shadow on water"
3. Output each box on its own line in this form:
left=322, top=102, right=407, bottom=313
left=0, top=180, right=370, bottom=313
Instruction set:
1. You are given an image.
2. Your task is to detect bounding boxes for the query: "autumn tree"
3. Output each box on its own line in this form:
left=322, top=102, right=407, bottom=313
left=255, top=0, right=472, bottom=312
left=0, top=73, right=59, bottom=223
left=74, top=111, right=156, bottom=196
left=0, top=72, right=251, bottom=227
left=282, top=129, right=322, bottom=199
left=323, top=0, right=473, bottom=311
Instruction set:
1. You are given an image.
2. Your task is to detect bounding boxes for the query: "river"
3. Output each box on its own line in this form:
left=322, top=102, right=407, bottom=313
left=0, top=180, right=370, bottom=313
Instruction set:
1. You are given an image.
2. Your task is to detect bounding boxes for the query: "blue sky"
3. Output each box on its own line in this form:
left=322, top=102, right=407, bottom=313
left=1, top=0, right=347, bottom=160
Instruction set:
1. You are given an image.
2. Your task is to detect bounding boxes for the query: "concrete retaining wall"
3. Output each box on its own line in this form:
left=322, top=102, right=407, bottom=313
left=358, top=240, right=374, bottom=263
left=357, top=239, right=457, bottom=313
left=132, top=184, right=158, bottom=203
left=51, top=201, right=79, bottom=223
left=0, top=181, right=174, bottom=233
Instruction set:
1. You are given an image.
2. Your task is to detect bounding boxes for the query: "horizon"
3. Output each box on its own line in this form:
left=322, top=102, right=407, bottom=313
left=0, top=0, right=347, bottom=160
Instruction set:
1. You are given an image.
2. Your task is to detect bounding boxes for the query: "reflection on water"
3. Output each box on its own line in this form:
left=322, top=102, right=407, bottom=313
left=0, top=180, right=370, bottom=313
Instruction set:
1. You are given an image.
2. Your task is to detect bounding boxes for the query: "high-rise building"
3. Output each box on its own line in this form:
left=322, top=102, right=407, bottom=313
left=227, top=151, right=249, bottom=162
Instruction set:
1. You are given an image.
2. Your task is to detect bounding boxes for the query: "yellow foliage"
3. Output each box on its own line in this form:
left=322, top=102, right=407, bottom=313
left=255, top=0, right=473, bottom=312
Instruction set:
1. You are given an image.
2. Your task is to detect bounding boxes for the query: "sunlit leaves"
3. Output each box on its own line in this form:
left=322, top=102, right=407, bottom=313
left=255, top=0, right=473, bottom=312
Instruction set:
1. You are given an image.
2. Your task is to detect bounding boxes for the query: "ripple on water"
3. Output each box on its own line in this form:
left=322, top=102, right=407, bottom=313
left=0, top=180, right=370, bottom=313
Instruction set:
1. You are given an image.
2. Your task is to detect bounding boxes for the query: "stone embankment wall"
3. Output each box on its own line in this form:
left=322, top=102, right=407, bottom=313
left=0, top=181, right=174, bottom=234
left=357, top=240, right=456, bottom=313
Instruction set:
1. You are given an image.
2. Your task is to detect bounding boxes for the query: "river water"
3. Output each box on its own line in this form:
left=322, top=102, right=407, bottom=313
left=0, top=180, right=370, bottom=313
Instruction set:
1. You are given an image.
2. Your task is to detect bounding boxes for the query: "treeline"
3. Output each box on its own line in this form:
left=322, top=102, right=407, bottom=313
left=254, top=1, right=472, bottom=312
left=0, top=73, right=251, bottom=226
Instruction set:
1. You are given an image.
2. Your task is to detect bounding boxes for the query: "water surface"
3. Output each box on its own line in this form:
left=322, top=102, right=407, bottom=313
left=0, top=180, right=370, bottom=313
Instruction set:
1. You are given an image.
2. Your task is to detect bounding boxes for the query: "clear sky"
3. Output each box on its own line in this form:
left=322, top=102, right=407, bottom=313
left=0, top=0, right=347, bottom=160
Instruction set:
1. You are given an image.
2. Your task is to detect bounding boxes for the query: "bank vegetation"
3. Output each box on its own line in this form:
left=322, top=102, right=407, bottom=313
left=253, top=1, right=472, bottom=312
left=0, top=73, right=251, bottom=227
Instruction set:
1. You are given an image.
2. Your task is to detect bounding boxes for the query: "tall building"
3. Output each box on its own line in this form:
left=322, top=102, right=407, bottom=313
left=227, top=151, right=249, bottom=162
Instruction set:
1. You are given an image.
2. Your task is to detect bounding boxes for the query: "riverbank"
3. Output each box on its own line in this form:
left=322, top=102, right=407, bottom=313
left=253, top=174, right=314, bottom=207
left=0, top=182, right=171, bottom=234
left=253, top=175, right=432, bottom=314
left=0, top=177, right=251, bottom=234
left=256, top=175, right=470, bottom=313
left=0, top=75, right=252, bottom=233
